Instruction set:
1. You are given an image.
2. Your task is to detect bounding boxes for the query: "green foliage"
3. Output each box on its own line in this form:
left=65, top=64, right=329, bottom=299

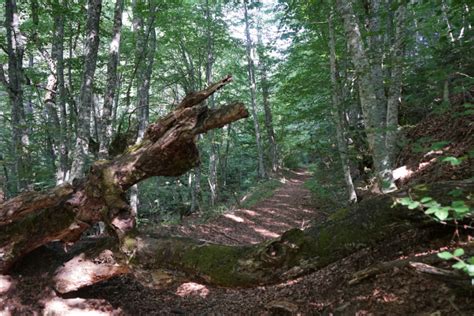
left=438, top=248, right=474, bottom=281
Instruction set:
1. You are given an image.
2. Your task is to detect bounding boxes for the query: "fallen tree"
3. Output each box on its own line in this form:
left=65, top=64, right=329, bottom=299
left=0, top=75, right=248, bottom=272
left=54, top=180, right=472, bottom=292
left=1, top=76, right=473, bottom=294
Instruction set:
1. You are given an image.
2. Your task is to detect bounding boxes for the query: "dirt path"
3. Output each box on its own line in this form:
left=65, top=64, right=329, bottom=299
left=163, top=169, right=326, bottom=245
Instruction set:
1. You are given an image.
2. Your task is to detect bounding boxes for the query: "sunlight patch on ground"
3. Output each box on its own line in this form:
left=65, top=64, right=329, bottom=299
left=43, top=297, right=111, bottom=316
left=175, top=282, right=209, bottom=298
left=241, top=209, right=258, bottom=216
left=0, top=275, right=12, bottom=294
left=223, top=213, right=245, bottom=223
left=253, top=227, right=279, bottom=238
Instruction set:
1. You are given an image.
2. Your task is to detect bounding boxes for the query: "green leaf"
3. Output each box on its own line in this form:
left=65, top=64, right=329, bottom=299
left=399, top=197, right=414, bottom=206
left=467, top=265, right=474, bottom=276
left=408, top=201, right=421, bottom=209
left=434, top=207, right=450, bottom=220
left=453, top=248, right=465, bottom=257
left=420, top=197, right=433, bottom=203
left=437, top=251, right=454, bottom=260
left=442, top=156, right=461, bottom=166
left=451, top=201, right=470, bottom=214
left=430, top=141, right=449, bottom=150
left=452, top=261, right=466, bottom=270
left=468, top=257, right=474, bottom=265
left=448, top=189, right=464, bottom=197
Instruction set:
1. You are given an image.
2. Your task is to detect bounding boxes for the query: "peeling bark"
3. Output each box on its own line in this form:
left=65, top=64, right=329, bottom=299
left=0, top=76, right=248, bottom=273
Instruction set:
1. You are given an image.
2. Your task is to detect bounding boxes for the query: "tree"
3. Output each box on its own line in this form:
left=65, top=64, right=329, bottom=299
left=2, top=0, right=32, bottom=193
left=69, top=0, right=102, bottom=181
left=328, top=4, right=357, bottom=203
left=0, top=76, right=248, bottom=273
left=244, top=0, right=266, bottom=179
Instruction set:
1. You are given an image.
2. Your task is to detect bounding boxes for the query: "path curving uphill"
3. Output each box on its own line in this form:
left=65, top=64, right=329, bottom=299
left=165, top=169, right=326, bottom=245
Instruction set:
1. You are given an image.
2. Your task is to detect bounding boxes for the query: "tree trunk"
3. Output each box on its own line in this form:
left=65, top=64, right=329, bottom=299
left=4, top=0, right=31, bottom=193
left=130, top=0, right=157, bottom=216
left=385, top=1, right=406, bottom=168
left=256, top=21, right=278, bottom=173
left=328, top=5, right=357, bottom=203
left=244, top=1, right=267, bottom=179
left=52, top=179, right=473, bottom=292
left=69, top=0, right=102, bottom=181
left=0, top=75, right=248, bottom=273
left=205, top=0, right=218, bottom=206
left=99, top=0, right=124, bottom=159
left=336, top=0, right=393, bottom=191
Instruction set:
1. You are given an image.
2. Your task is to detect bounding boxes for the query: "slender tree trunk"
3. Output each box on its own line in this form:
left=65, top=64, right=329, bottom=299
left=205, top=0, right=218, bottom=206
left=256, top=23, right=278, bottom=173
left=4, top=0, right=31, bottom=193
left=130, top=0, right=157, bottom=216
left=385, top=1, right=406, bottom=168
left=328, top=6, right=357, bottom=203
left=244, top=1, right=266, bottom=179
left=69, top=0, right=102, bottom=181
left=99, top=0, right=124, bottom=159
left=54, top=0, right=69, bottom=184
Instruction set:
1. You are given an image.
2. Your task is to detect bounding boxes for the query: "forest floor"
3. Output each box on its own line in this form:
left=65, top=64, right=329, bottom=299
left=3, top=169, right=473, bottom=315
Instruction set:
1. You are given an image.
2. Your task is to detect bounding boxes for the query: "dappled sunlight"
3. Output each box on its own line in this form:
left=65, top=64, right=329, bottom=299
left=252, top=227, right=280, bottom=238
left=0, top=275, right=13, bottom=295
left=223, top=213, right=245, bottom=223
left=175, top=282, right=210, bottom=298
left=43, top=297, right=116, bottom=315
left=393, top=158, right=437, bottom=182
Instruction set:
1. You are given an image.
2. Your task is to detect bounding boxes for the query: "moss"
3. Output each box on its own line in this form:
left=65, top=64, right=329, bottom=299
left=328, top=208, right=350, bottom=221
left=181, top=244, right=256, bottom=286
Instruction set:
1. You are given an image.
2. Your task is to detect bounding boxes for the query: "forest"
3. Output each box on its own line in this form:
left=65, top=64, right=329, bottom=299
left=0, top=0, right=473, bottom=314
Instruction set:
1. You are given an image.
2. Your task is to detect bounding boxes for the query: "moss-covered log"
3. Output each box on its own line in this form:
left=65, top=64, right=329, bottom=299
left=0, top=75, right=248, bottom=272
left=52, top=180, right=472, bottom=292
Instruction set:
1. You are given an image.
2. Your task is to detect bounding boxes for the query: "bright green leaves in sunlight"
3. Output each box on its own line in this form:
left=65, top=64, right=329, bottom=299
left=397, top=196, right=472, bottom=221
left=438, top=248, right=474, bottom=281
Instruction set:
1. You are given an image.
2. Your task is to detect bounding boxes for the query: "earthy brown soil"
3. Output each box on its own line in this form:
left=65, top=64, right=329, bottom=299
left=1, top=170, right=473, bottom=315
left=159, top=169, right=326, bottom=245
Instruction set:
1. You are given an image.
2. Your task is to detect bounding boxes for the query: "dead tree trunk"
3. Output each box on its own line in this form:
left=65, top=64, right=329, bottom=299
left=0, top=75, right=248, bottom=273
left=52, top=179, right=473, bottom=293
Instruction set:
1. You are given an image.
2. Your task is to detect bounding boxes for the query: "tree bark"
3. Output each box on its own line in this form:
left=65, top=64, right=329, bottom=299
left=4, top=0, right=31, bottom=193
left=244, top=1, right=267, bottom=179
left=130, top=0, right=158, bottom=216
left=69, top=0, right=102, bottom=181
left=328, top=5, right=357, bottom=203
left=205, top=0, right=218, bottom=206
left=0, top=75, right=248, bottom=273
left=99, top=0, right=124, bottom=159
left=385, top=1, right=406, bottom=167
left=336, top=0, right=394, bottom=191
left=256, top=19, right=278, bottom=173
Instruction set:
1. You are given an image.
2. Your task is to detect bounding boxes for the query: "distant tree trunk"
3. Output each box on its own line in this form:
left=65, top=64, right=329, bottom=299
left=69, top=0, right=102, bottom=181
left=205, top=0, right=218, bottom=206
left=244, top=0, right=267, bottom=179
left=99, top=0, right=124, bottom=159
left=328, top=6, right=357, bottom=203
left=54, top=0, right=70, bottom=184
left=256, top=20, right=278, bottom=173
left=4, top=0, right=31, bottom=193
left=130, top=0, right=157, bottom=216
